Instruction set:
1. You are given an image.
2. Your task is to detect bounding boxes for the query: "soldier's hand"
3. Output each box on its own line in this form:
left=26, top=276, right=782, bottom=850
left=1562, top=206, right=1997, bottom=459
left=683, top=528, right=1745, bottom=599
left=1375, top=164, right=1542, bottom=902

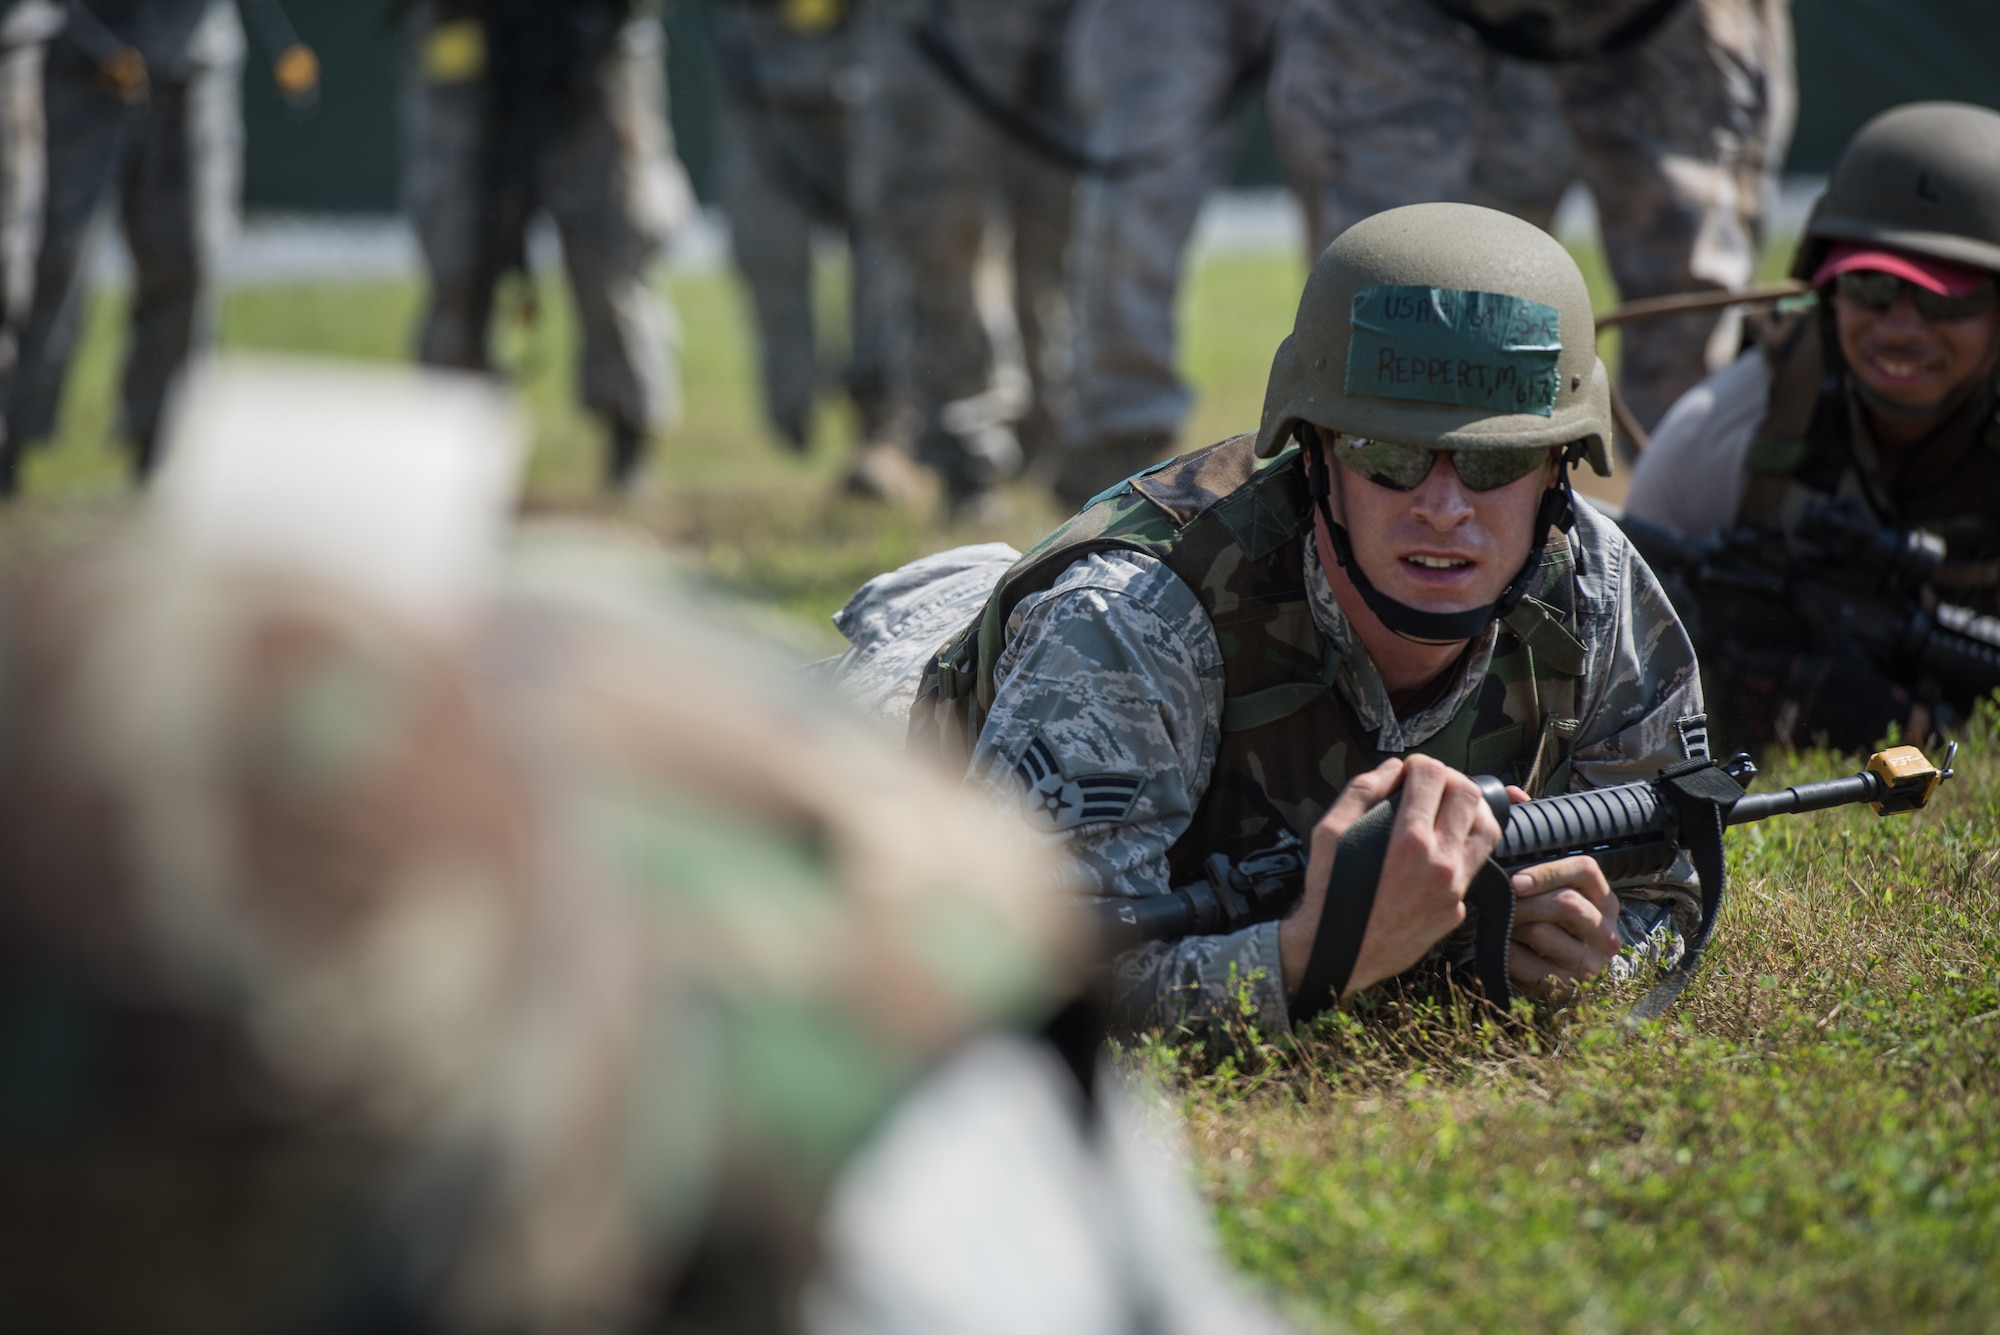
left=99, top=46, right=149, bottom=103
left=1505, top=854, right=1621, bottom=996
left=1279, top=755, right=1497, bottom=1001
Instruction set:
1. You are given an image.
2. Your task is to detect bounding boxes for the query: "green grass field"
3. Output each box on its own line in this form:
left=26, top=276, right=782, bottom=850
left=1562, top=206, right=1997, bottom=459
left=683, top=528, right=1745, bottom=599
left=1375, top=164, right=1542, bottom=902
left=9, top=244, right=1997, bottom=1332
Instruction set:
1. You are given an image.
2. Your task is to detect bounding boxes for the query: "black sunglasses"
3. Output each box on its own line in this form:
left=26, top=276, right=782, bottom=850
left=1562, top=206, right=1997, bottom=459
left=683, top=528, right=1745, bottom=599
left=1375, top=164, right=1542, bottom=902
left=1333, top=436, right=1552, bottom=492
left=1834, top=269, right=1998, bottom=323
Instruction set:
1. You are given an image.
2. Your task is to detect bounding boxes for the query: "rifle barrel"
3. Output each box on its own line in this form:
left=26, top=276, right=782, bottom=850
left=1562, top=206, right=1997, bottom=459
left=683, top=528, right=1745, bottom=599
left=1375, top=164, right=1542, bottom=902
left=1727, top=772, right=1880, bottom=824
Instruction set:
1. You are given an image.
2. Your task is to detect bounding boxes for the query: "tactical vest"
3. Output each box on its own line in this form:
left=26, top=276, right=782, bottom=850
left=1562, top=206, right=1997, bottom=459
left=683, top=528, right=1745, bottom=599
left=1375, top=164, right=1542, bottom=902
left=1740, top=305, right=2000, bottom=607
left=912, top=435, right=1590, bottom=890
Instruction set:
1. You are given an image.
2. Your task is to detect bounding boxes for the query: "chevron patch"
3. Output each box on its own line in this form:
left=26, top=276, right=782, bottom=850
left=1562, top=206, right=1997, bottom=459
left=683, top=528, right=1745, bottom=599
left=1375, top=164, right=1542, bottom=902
left=1013, top=735, right=1144, bottom=833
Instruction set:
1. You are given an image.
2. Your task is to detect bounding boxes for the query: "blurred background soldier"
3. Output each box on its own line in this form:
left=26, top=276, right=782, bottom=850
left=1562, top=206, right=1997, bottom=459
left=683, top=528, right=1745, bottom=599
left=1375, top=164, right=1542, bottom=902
left=0, top=1, right=62, bottom=405
left=0, top=356, right=1287, bottom=1334
left=0, top=0, right=317, bottom=496
left=711, top=0, right=890, bottom=455
left=847, top=0, right=1077, bottom=512
left=1271, top=0, right=1795, bottom=443
left=1047, top=0, right=1289, bottom=508
left=400, top=0, right=693, bottom=492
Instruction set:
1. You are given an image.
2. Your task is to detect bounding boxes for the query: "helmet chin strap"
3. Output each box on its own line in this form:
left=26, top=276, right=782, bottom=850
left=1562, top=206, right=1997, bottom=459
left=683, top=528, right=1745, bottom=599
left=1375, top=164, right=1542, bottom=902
left=1298, top=424, right=1583, bottom=646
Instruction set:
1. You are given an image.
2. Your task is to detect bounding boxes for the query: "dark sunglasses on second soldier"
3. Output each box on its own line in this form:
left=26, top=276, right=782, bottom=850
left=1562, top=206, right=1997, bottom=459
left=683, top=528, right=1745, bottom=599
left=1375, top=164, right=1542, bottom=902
left=1835, top=269, right=1998, bottom=322
left=1334, top=435, right=1551, bottom=492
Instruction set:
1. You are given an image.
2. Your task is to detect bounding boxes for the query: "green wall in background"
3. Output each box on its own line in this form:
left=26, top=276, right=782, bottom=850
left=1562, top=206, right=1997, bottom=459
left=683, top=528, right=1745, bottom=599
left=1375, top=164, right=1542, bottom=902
left=242, top=0, right=2000, bottom=213
left=241, top=1, right=401, bottom=211
left=1788, top=0, right=2000, bottom=170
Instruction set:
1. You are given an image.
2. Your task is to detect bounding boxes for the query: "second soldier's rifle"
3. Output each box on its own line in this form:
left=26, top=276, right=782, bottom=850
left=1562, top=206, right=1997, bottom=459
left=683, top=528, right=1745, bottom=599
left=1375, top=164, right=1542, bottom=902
left=1081, top=741, right=1955, bottom=1019
left=1622, top=501, right=2000, bottom=724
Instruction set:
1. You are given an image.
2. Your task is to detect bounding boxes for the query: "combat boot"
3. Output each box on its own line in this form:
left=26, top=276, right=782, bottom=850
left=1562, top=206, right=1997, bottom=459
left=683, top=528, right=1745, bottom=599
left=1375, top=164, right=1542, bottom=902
left=131, top=426, right=163, bottom=486
left=607, top=416, right=648, bottom=493
left=844, top=441, right=943, bottom=511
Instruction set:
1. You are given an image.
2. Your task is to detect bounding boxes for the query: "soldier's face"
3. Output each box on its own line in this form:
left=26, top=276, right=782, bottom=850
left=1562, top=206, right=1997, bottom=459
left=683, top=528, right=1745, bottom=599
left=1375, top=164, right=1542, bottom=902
left=1834, top=280, right=2000, bottom=414
left=1323, top=430, right=1554, bottom=615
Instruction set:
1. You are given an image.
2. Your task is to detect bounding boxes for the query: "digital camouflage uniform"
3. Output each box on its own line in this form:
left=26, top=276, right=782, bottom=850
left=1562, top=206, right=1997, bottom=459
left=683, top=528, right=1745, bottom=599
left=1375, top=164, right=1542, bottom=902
left=1054, top=0, right=1291, bottom=503
left=1270, top=0, right=1797, bottom=436
left=0, top=522, right=1288, bottom=1333
left=833, top=438, right=1702, bottom=1036
left=850, top=0, right=1077, bottom=498
left=401, top=0, right=693, bottom=453
left=2, top=0, right=244, bottom=468
left=712, top=0, right=891, bottom=450
left=837, top=202, right=1706, bottom=1035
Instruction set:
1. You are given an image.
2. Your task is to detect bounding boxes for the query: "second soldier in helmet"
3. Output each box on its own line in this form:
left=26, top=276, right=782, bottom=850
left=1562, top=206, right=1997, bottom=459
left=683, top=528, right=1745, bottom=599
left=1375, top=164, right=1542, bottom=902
left=836, top=202, right=1705, bottom=1035
left=1627, top=101, right=2000, bottom=753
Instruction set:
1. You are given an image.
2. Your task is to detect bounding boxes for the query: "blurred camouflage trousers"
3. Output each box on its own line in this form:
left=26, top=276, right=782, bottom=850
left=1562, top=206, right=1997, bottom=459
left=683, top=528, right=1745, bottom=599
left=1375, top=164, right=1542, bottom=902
left=0, top=2, right=59, bottom=412
left=851, top=0, right=1077, bottom=496
left=1272, top=0, right=1796, bottom=436
left=3, top=3, right=241, bottom=452
left=713, top=1, right=890, bottom=449
left=1055, top=0, right=1289, bottom=500
left=401, top=4, right=692, bottom=434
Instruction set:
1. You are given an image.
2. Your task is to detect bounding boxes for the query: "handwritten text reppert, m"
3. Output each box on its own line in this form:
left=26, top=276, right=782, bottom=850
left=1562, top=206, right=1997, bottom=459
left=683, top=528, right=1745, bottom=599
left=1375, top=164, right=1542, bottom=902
left=1345, top=285, right=1563, bottom=417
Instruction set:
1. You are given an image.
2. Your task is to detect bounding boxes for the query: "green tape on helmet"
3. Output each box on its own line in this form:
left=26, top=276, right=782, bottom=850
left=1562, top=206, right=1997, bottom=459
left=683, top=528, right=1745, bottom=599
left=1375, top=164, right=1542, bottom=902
left=1345, top=285, right=1563, bottom=417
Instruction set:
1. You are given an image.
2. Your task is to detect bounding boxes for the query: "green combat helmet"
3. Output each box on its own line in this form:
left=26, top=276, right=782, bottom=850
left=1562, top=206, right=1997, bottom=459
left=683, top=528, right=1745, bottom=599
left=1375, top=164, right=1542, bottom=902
left=1254, top=201, right=1613, bottom=641
left=1257, top=201, right=1614, bottom=474
left=1792, top=101, right=2000, bottom=283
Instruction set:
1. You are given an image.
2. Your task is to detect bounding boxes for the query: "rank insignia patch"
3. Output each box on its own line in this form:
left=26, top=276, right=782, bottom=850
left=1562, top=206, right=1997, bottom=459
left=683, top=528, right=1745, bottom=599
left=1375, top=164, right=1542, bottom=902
left=1013, top=735, right=1143, bottom=832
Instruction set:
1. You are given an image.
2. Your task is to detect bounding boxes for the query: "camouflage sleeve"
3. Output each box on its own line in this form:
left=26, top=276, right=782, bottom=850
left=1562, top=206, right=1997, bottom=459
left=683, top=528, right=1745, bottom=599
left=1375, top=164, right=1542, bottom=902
left=966, top=551, right=1294, bottom=1037
left=1566, top=501, right=1706, bottom=939
left=1567, top=500, right=1704, bottom=785
left=826, top=541, right=1022, bottom=729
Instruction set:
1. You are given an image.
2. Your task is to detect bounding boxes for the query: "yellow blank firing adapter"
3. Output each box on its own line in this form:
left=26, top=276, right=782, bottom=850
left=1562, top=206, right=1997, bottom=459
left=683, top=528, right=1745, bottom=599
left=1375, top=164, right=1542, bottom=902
left=1866, top=741, right=1956, bottom=815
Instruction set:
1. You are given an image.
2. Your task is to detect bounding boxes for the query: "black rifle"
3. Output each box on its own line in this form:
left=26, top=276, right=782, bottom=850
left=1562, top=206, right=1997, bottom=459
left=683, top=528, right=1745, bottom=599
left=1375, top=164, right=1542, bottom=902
left=1081, top=742, right=1956, bottom=1018
left=1083, top=830, right=1309, bottom=956
left=1622, top=503, right=2000, bottom=734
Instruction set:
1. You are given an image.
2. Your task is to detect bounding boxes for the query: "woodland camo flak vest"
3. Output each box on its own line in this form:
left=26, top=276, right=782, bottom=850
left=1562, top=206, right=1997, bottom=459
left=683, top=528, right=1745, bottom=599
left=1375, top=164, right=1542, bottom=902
left=910, top=434, right=1591, bottom=889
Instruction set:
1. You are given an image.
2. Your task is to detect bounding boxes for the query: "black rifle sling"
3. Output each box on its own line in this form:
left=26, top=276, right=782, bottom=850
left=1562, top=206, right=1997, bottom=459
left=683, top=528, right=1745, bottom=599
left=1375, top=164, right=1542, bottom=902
left=1630, top=760, right=1739, bottom=1022
left=1288, top=797, right=1517, bottom=1024
left=1290, top=799, right=1390, bottom=1023
left=1467, top=860, right=1516, bottom=1006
